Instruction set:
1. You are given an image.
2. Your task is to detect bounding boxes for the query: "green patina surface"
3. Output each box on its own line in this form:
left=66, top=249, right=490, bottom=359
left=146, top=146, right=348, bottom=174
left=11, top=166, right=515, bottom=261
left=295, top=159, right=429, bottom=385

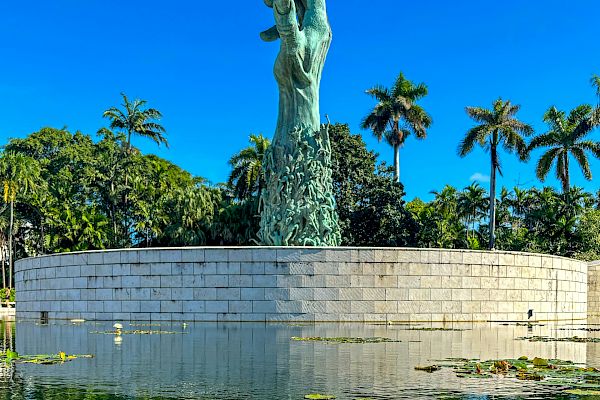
left=258, top=0, right=341, bottom=246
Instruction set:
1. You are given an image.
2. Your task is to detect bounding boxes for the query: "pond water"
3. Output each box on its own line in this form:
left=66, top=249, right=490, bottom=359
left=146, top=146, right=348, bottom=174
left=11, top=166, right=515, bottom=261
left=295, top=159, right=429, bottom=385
left=1, top=318, right=600, bottom=399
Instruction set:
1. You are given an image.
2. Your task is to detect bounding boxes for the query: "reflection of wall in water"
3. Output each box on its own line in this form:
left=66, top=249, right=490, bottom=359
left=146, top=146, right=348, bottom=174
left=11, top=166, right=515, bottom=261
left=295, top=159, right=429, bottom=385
left=15, top=322, right=295, bottom=398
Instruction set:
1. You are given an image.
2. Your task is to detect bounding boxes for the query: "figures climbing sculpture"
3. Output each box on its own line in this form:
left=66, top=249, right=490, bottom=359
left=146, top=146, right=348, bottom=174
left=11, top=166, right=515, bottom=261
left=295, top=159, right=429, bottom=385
left=258, top=0, right=341, bottom=246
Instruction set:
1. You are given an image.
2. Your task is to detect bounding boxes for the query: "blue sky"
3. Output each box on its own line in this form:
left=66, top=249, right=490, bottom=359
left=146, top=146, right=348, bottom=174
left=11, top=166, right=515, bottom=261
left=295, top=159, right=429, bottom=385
left=0, top=0, right=598, bottom=201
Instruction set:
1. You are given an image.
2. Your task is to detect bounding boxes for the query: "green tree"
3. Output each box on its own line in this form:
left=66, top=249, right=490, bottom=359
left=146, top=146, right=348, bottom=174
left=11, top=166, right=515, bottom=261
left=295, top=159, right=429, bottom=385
left=102, top=93, right=167, bottom=151
left=329, top=124, right=417, bottom=246
left=529, top=105, right=600, bottom=192
left=457, top=183, right=488, bottom=242
left=361, top=72, right=432, bottom=182
left=458, top=98, right=533, bottom=250
left=227, top=134, right=270, bottom=201
left=102, top=94, right=167, bottom=244
left=0, top=153, right=40, bottom=288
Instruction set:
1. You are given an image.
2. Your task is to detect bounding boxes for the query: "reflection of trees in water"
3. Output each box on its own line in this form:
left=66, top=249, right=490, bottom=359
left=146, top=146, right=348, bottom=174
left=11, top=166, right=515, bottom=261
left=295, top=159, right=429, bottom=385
left=0, top=320, right=15, bottom=382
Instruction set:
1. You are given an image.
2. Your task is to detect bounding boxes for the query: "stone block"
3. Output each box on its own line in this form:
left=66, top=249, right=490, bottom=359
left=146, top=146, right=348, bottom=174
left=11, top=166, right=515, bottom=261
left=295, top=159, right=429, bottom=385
left=217, top=288, right=241, bottom=300
left=265, top=262, right=287, bottom=275
left=409, top=263, right=431, bottom=276
left=228, top=300, right=252, bottom=313
left=398, top=276, right=421, bottom=289
left=161, top=275, right=183, bottom=288
left=161, top=300, right=183, bottom=313
left=241, top=262, right=264, bottom=275
left=172, top=288, right=194, bottom=300
left=122, top=276, right=141, bottom=288
left=398, top=250, right=420, bottom=263
left=194, top=262, right=217, bottom=275
left=228, top=249, right=253, bottom=262
left=151, top=263, right=171, bottom=276
left=252, top=248, right=278, bottom=262
left=409, top=288, right=430, bottom=301
left=194, top=288, right=217, bottom=300
left=150, top=288, right=172, bottom=301
left=339, top=288, right=362, bottom=301
left=121, top=250, right=140, bottom=264
left=451, top=288, right=471, bottom=301
left=183, top=301, right=205, bottom=313
left=172, top=262, right=194, bottom=275
left=421, top=276, right=441, bottom=289
left=463, top=252, right=483, bottom=265
left=181, top=249, right=205, bottom=263
left=386, top=288, right=409, bottom=301
left=253, top=301, right=276, bottom=313
left=374, top=275, right=398, bottom=288
left=289, top=288, right=314, bottom=300
left=103, top=251, right=121, bottom=264
left=122, top=301, right=141, bottom=313
left=104, top=276, right=122, bottom=288
left=114, top=288, right=131, bottom=300
left=95, top=264, right=113, bottom=277
left=130, top=288, right=151, bottom=300
left=205, top=249, right=228, bottom=262
left=265, top=288, right=290, bottom=300
left=205, top=275, right=228, bottom=288
left=253, top=275, right=277, bottom=288
left=140, top=276, right=160, bottom=288
left=430, top=288, right=451, bottom=301
left=140, top=301, right=161, bottom=313
left=241, top=288, right=265, bottom=300
left=96, top=288, right=113, bottom=300
left=229, top=275, right=253, bottom=288
left=140, top=250, right=161, bottom=263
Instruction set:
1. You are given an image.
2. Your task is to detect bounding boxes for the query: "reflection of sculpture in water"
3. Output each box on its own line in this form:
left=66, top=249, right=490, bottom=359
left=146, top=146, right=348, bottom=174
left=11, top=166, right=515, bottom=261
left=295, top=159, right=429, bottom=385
left=258, top=0, right=341, bottom=246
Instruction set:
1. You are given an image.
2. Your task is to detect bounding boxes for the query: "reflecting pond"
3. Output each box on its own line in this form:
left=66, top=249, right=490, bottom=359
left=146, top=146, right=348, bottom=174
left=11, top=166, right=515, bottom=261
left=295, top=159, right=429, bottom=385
left=3, top=318, right=600, bottom=399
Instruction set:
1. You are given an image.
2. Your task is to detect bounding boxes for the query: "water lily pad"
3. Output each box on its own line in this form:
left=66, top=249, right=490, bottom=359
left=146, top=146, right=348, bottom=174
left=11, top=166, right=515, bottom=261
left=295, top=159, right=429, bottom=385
left=533, top=357, right=549, bottom=367
left=415, top=365, right=441, bottom=372
left=304, top=394, right=336, bottom=399
left=564, top=389, right=600, bottom=395
left=291, top=337, right=400, bottom=344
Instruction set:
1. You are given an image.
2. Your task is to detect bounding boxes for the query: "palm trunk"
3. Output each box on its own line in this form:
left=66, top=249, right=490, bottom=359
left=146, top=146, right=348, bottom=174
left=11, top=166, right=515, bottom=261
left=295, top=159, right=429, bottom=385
left=393, top=143, right=400, bottom=183
left=8, top=200, right=13, bottom=289
left=489, top=151, right=497, bottom=251
left=563, top=153, right=570, bottom=193
left=1, top=241, right=5, bottom=290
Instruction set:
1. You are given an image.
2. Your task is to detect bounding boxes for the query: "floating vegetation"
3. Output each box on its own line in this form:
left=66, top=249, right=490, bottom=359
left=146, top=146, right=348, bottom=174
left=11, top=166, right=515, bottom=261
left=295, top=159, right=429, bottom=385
left=407, top=327, right=467, bottom=332
left=516, top=336, right=600, bottom=343
left=129, top=323, right=162, bottom=327
left=291, top=337, right=400, bottom=344
left=414, top=365, right=441, bottom=373
left=91, top=330, right=184, bottom=335
left=1, top=350, right=93, bottom=365
left=558, top=327, right=600, bottom=332
left=304, top=395, right=336, bottom=399
left=430, top=356, right=600, bottom=395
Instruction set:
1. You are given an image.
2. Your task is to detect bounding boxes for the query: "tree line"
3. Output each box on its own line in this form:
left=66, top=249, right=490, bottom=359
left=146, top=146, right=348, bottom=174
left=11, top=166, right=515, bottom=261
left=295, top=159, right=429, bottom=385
left=0, top=75, right=599, bottom=291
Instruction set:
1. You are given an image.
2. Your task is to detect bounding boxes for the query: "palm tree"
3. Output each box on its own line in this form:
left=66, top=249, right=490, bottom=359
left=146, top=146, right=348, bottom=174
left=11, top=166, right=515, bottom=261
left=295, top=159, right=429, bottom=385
left=457, top=183, right=488, bottom=240
left=102, top=93, right=167, bottom=244
left=529, top=105, right=600, bottom=193
left=361, top=72, right=432, bottom=182
left=102, top=93, right=167, bottom=152
left=458, top=98, right=533, bottom=250
left=591, top=74, right=600, bottom=100
left=0, top=153, right=40, bottom=288
left=228, top=134, right=270, bottom=200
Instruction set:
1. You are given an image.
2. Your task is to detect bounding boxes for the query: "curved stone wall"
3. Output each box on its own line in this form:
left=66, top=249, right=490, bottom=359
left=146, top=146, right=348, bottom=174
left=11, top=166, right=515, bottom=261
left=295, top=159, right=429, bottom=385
left=588, top=261, right=600, bottom=316
left=15, top=248, right=588, bottom=323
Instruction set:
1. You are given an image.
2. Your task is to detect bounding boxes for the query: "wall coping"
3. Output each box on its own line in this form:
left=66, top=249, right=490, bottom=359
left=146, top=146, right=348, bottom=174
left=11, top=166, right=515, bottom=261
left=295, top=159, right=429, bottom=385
left=15, top=246, right=588, bottom=265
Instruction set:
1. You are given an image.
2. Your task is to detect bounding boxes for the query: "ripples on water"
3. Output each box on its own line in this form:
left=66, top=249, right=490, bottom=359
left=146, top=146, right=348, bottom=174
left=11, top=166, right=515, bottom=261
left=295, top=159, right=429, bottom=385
left=1, top=318, right=599, bottom=399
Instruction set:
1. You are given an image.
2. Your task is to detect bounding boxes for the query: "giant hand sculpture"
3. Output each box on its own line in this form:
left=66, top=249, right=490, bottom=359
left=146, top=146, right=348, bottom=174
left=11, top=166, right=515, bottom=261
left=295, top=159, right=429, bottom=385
left=258, top=0, right=341, bottom=246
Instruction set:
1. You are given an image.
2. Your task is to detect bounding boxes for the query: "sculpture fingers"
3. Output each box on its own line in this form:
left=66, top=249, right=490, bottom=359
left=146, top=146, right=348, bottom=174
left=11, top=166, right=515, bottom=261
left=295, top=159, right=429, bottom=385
left=260, top=25, right=280, bottom=42
left=304, top=0, right=329, bottom=30
left=272, top=0, right=300, bottom=40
